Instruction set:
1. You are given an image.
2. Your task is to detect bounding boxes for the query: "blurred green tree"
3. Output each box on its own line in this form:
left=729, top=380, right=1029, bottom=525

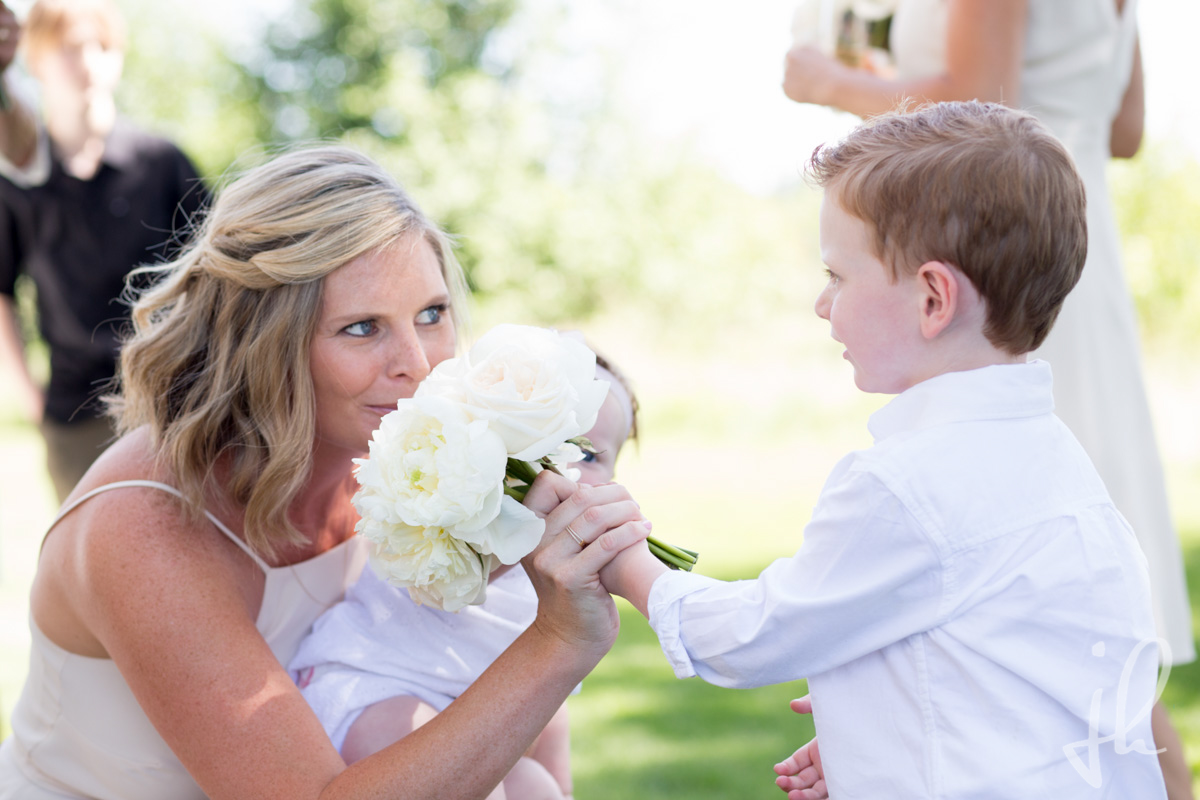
left=1110, top=143, right=1200, bottom=350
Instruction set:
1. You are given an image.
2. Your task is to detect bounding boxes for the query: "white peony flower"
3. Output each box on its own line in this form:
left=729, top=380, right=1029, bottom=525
left=353, top=394, right=509, bottom=533
left=352, top=390, right=551, bottom=611
left=416, top=324, right=610, bottom=462
left=362, top=520, right=498, bottom=612
left=453, top=494, right=545, bottom=565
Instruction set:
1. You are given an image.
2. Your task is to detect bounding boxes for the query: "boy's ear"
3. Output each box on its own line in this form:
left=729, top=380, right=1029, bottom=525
left=916, top=261, right=959, bottom=340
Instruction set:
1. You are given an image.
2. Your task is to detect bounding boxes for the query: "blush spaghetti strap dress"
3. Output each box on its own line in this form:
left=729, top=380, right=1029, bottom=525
left=0, top=480, right=366, bottom=799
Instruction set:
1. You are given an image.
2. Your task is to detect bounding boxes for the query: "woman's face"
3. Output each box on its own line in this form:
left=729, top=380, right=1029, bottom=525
left=310, top=234, right=456, bottom=456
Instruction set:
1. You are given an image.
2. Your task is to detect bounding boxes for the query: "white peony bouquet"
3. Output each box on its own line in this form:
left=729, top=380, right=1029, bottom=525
left=352, top=324, right=697, bottom=612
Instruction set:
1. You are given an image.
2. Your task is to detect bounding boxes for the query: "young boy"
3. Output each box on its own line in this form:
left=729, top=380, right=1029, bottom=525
left=289, top=354, right=639, bottom=800
left=601, top=101, right=1167, bottom=798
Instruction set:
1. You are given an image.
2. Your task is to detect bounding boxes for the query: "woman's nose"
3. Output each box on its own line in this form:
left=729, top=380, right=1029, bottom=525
left=389, top=326, right=432, bottom=383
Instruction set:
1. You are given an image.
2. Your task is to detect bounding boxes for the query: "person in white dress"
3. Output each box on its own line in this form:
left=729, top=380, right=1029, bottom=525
left=782, top=3, right=1192, bottom=796
left=0, top=143, right=651, bottom=800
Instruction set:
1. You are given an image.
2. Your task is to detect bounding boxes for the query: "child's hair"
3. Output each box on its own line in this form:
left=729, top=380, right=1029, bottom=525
left=21, top=0, right=126, bottom=62
left=807, top=100, right=1087, bottom=355
left=594, top=351, right=639, bottom=448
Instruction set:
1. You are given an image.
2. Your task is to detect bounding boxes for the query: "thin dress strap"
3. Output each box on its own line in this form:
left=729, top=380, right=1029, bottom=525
left=46, top=479, right=271, bottom=573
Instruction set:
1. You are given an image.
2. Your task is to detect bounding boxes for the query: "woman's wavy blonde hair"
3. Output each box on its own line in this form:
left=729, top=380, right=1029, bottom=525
left=106, top=144, right=470, bottom=558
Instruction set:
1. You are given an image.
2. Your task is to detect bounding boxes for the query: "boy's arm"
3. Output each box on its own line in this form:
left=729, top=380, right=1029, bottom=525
left=617, top=467, right=944, bottom=689
left=599, top=538, right=669, bottom=618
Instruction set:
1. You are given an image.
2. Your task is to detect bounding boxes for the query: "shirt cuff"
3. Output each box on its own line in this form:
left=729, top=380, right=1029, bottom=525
left=646, top=569, right=726, bottom=680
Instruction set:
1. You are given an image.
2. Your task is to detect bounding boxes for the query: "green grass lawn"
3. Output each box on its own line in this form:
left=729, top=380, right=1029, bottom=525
left=570, top=601, right=812, bottom=800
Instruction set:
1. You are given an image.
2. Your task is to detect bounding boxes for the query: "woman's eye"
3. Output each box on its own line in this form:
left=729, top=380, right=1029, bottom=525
left=416, top=304, right=448, bottom=325
left=343, top=320, right=376, bottom=337
left=579, top=451, right=597, bottom=463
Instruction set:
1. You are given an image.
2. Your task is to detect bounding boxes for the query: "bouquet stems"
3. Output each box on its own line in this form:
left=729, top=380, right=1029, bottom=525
left=505, top=458, right=697, bottom=572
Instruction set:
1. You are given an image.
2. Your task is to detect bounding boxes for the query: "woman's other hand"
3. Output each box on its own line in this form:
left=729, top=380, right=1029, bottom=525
left=782, top=45, right=846, bottom=107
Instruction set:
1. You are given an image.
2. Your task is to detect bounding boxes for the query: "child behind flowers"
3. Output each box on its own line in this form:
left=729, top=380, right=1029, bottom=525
left=289, top=350, right=638, bottom=800
left=602, top=102, right=1168, bottom=798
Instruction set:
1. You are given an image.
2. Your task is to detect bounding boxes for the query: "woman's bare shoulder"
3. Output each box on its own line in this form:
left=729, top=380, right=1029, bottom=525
left=33, top=427, right=257, bottom=658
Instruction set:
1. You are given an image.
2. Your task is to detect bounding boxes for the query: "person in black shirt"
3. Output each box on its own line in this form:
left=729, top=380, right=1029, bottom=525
left=0, top=0, right=208, bottom=501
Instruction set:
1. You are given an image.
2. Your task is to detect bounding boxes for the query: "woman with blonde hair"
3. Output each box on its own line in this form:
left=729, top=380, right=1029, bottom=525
left=0, top=144, right=649, bottom=800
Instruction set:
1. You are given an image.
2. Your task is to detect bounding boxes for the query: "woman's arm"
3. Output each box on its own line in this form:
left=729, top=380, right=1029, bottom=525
left=1110, top=29, right=1143, bottom=158
left=0, top=3, right=39, bottom=168
left=782, top=0, right=1027, bottom=117
left=41, top=472, right=644, bottom=800
left=0, top=296, right=43, bottom=423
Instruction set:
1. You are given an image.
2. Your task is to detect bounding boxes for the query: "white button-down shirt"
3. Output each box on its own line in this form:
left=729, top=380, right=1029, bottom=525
left=648, top=362, right=1166, bottom=798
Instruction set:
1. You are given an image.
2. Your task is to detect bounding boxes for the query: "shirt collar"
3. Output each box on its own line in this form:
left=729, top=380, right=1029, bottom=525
left=867, top=360, right=1055, bottom=443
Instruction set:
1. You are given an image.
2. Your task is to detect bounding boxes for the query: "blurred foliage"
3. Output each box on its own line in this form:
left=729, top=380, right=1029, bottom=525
left=106, top=0, right=1200, bottom=347
left=1110, top=144, right=1200, bottom=350
left=111, top=0, right=823, bottom=334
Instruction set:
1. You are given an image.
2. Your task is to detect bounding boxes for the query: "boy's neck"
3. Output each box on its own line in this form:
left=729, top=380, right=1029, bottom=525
left=904, top=348, right=1026, bottom=393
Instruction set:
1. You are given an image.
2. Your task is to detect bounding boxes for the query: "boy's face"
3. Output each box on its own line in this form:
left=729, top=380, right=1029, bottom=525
left=814, top=194, right=926, bottom=394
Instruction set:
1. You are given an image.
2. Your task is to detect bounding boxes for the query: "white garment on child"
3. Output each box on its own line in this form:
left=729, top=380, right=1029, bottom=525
left=289, top=562, right=539, bottom=753
left=649, top=362, right=1166, bottom=798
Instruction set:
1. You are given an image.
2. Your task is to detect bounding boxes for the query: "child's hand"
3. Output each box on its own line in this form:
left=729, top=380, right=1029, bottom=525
left=773, top=695, right=827, bottom=800
left=596, top=501, right=668, bottom=617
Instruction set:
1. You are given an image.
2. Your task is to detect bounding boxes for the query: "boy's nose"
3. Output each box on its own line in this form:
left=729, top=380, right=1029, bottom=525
left=814, top=284, right=832, bottom=320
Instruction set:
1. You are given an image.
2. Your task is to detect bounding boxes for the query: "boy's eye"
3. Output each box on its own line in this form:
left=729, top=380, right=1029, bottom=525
left=416, top=304, right=448, bottom=325
left=579, top=451, right=597, bottom=463
left=824, top=269, right=840, bottom=285
left=343, top=320, right=376, bottom=337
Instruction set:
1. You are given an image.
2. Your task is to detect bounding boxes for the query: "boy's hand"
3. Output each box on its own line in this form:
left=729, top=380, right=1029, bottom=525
left=773, top=695, right=827, bottom=800
left=598, top=513, right=668, bottom=618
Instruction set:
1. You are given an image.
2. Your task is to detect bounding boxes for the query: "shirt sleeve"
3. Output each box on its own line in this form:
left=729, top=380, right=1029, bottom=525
left=647, top=458, right=946, bottom=687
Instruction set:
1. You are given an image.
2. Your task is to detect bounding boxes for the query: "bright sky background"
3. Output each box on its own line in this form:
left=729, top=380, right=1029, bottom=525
left=13, top=0, right=1187, bottom=195
left=594, top=0, right=1197, bottom=194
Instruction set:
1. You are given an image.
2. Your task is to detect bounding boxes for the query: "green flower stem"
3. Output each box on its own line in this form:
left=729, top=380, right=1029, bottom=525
left=505, top=458, right=540, bottom=485
left=648, top=536, right=697, bottom=567
left=648, top=540, right=694, bottom=571
left=505, top=456, right=698, bottom=571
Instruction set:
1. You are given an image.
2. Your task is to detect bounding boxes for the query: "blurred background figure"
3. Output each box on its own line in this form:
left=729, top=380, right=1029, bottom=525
left=0, top=0, right=208, bottom=502
left=783, top=1, right=1193, bottom=796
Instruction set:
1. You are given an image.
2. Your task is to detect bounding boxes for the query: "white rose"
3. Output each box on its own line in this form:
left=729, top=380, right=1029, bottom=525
left=362, top=520, right=498, bottom=612
left=417, top=324, right=610, bottom=462
left=353, top=395, right=509, bottom=532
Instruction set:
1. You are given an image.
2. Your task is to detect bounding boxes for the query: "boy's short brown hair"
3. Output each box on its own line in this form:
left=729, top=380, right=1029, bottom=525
left=807, top=101, right=1087, bottom=354
left=22, top=0, right=126, bottom=63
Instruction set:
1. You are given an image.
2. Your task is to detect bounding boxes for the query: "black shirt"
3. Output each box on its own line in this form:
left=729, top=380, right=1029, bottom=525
left=0, top=119, right=209, bottom=423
